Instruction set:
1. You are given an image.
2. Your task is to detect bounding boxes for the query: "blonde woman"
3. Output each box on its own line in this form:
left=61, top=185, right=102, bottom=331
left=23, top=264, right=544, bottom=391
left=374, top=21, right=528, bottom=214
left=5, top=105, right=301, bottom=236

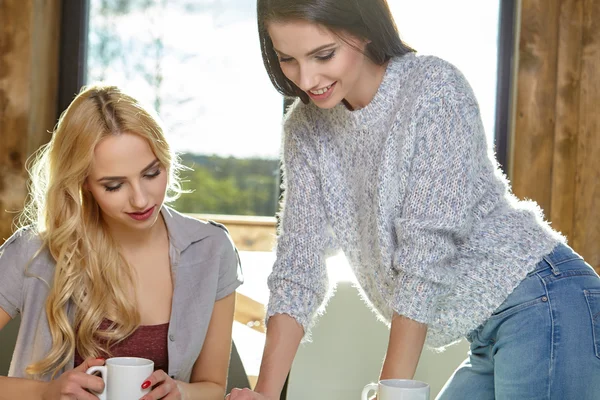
left=0, top=85, right=242, bottom=400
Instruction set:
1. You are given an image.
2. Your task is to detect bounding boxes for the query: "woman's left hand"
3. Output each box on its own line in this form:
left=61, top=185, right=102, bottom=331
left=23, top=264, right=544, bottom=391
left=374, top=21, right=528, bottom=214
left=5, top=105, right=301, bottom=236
left=139, top=370, right=184, bottom=400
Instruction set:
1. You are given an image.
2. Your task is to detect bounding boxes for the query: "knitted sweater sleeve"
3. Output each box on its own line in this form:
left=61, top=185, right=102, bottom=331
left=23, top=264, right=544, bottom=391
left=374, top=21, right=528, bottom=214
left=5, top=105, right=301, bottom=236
left=391, top=68, right=483, bottom=324
left=265, top=109, right=332, bottom=334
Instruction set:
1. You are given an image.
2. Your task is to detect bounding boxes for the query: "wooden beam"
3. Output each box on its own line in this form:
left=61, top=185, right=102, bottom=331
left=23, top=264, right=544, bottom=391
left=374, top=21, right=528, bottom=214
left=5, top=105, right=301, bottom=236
left=572, top=0, right=600, bottom=270
left=190, top=214, right=277, bottom=252
left=0, top=0, right=61, bottom=242
left=550, top=0, right=583, bottom=241
left=234, top=292, right=266, bottom=334
left=512, top=0, right=560, bottom=214
left=514, top=0, right=600, bottom=273
left=0, top=1, right=32, bottom=242
left=29, top=0, right=62, bottom=155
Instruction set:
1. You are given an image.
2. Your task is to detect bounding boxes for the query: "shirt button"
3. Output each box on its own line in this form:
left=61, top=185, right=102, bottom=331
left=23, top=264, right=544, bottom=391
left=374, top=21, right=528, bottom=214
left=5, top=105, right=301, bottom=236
left=169, top=334, right=175, bottom=342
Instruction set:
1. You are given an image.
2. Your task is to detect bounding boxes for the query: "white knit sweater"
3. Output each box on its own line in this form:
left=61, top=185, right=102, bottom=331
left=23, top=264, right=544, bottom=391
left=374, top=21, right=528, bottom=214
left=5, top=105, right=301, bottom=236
left=266, top=53, right=564, bottom=348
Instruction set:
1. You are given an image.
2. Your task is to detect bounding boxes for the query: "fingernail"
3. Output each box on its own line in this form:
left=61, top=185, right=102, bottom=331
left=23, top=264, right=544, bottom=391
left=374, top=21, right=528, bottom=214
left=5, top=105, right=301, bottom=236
left=141, top=380, right=151, bottom=389
left=96, top=357, right=105, bottom=361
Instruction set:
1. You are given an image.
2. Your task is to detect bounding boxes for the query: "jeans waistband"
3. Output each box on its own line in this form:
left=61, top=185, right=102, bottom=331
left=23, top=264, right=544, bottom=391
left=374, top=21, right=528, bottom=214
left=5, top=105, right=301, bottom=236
left=528, top=243, right=584, bottom=276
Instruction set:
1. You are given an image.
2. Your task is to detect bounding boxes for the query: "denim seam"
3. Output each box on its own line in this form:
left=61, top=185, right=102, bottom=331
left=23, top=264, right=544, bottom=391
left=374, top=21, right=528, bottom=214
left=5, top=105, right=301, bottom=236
left=551, top=256, right=583, bottom=267
left=542, top=270, right=597, bottom=284
left=584, top=290, right=600, bottom=359
left=537, top=272, right=554, bottom=400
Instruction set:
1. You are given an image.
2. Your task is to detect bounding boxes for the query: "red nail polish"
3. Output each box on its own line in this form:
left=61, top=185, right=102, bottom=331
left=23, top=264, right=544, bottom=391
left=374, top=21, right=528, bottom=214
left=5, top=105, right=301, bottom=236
left=141, top=380, right=151, bottom=389
left=96, top=357, right=105, bottom=361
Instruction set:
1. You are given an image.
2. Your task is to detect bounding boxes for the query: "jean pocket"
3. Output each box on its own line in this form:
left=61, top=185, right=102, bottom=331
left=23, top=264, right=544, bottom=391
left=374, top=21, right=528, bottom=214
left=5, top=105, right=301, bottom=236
left=490, top=296, right=545, bottom=320
left=584, top=290, right=600, bottom=359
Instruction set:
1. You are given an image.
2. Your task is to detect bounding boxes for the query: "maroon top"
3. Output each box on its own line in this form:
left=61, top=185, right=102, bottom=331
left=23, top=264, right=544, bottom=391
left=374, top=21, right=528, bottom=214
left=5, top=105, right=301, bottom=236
left=74, top=320, right=170, bottom=372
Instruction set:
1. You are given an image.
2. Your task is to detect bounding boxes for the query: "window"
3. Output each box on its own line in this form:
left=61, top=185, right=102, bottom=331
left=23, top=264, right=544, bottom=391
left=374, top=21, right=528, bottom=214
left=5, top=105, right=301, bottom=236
left=87, top=0, right=282, bottom=217
left=389, top=0, right=500, bottom=143
left=86, top=1, right=501, bottom=219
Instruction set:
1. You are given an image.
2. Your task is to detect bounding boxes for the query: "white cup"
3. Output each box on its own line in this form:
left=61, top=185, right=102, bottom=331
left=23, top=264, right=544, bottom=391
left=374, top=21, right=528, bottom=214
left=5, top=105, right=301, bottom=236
left=362, top=379, right=430, bottom=400
left=86, top=357, right=154, bottom=400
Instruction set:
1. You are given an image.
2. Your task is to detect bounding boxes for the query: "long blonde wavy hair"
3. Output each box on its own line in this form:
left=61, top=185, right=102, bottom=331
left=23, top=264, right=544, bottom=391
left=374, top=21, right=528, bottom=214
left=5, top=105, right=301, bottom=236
left=20, top=85, right=184, bottom=377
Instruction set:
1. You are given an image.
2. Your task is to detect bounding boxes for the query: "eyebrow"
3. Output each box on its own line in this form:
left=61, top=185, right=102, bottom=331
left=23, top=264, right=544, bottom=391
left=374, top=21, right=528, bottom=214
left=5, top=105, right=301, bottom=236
left=97, top=159, right=160, bottom=182
left=274, top=43, right=337, bottom=58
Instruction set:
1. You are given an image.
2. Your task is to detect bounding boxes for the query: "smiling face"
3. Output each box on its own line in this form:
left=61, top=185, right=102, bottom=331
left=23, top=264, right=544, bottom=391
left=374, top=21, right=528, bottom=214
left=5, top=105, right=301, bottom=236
left=267, top=20, right=372, bottom=109
left=85, top=132, right=168, bottom=235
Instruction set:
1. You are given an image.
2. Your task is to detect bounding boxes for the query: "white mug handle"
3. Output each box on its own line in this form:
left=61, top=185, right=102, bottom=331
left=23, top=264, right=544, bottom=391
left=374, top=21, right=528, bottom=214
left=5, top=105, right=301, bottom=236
left=362, top=383, right=378, bottom=400
left=86, top=365, right=107, bottom=400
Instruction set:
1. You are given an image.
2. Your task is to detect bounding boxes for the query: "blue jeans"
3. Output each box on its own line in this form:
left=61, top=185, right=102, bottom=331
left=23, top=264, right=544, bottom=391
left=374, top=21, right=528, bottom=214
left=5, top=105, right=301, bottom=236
left=437, top=244, right=600, bottom=399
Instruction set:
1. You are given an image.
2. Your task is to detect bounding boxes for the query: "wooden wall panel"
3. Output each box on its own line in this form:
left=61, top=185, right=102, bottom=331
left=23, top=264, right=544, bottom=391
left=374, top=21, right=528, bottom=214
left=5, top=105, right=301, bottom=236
left=0, top=0, right=60, bottom=242
left=572, top=0, right=600, bottom=269
left=513, top=0, right=560, bottom=214
left=29, top=0, right=62, bottom=155
left=1, top=1, right=33, bottom=242
left=514, top=0, right=600, bottom=272
left=550, top=0, right=583, bottom=241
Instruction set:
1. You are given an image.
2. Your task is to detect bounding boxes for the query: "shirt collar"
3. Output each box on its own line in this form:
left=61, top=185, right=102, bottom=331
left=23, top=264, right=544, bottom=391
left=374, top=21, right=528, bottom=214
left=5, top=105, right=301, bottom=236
left=160, top=205, right=211, bottom=253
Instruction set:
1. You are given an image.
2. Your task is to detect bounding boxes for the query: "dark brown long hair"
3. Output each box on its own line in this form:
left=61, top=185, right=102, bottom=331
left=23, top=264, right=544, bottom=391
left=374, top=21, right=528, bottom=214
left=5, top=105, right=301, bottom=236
left=257, top=0, right=415, bottom=103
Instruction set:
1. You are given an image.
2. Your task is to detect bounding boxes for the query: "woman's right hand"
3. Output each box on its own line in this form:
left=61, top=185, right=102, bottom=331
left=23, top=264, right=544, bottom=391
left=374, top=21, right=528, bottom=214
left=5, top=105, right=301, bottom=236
left=226, top=388, right=274, bottom=400
left=42, top=357, right=106, bottom=400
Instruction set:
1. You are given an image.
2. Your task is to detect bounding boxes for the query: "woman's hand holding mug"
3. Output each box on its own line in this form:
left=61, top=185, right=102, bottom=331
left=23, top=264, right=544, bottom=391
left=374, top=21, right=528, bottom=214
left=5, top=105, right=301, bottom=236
left=42, top=357, right=106, bottom=400
left=138, top=369, right=184, bottom=400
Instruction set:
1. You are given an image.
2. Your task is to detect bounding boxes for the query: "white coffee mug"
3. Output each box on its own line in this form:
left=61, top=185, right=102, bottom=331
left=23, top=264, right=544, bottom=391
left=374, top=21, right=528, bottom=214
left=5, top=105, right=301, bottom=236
left=86, top=357, right=154, bottom=400
left=362, top=379, right=430, bottom=400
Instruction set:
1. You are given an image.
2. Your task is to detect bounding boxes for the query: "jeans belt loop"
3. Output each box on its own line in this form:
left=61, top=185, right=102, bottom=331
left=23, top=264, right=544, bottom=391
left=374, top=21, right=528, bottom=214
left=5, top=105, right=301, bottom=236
left=542, top=254, right=561, bottom=276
